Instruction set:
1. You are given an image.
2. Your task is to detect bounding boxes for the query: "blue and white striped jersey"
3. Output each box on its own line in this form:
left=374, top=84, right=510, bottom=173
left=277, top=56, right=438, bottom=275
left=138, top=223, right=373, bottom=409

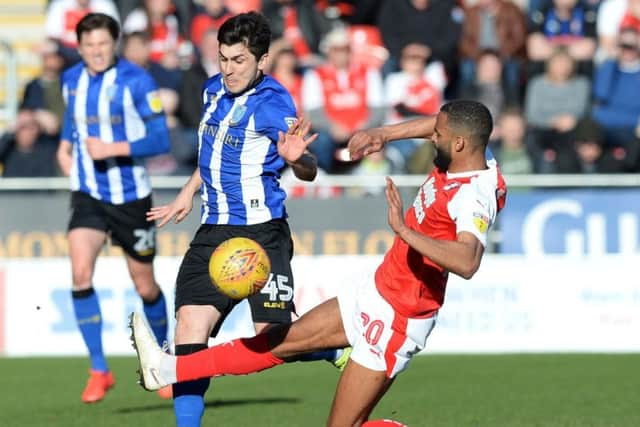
left=198, top=74, right=297, bottom=225
left=61, top=58, right=170, bottom=204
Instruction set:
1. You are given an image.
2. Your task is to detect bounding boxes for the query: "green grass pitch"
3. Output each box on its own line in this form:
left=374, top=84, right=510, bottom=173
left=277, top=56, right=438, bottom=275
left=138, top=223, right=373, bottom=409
left=1, top=354, right=638, bottom=426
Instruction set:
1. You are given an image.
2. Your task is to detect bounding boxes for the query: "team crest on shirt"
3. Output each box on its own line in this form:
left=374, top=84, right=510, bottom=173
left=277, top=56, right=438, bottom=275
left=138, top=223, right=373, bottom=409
left=473, top=212, right=490, bottom=233
left=146, top=91, right=163, bottom=113
left=106, top=84, right=118, bottom=101
left=229, top=104, right=247, bottom=125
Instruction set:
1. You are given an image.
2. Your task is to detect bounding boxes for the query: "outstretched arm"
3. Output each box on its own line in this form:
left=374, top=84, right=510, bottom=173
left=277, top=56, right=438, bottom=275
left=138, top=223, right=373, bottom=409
left=385, top=177, right=484, bottom=279
left=348, top=116, right=436, bottom=161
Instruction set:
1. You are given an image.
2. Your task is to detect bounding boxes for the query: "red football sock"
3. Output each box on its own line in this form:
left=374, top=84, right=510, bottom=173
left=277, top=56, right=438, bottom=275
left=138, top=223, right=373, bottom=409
left=176, top=334, right=284, bottom=382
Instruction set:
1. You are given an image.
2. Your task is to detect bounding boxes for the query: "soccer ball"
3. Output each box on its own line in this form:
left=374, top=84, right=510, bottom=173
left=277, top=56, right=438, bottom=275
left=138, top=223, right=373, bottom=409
left=208, top=237, right=271, bottom=300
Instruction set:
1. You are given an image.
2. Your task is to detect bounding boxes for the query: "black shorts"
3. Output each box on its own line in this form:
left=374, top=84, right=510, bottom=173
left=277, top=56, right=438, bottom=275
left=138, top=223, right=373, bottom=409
left=68, top=191, right=156, bottom=263
left=175, top=219, right=295, bottom=333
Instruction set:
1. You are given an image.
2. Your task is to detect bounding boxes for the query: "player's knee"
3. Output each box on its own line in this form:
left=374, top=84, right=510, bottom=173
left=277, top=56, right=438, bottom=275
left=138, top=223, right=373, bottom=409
left=129, top=267, right=157, bottom=299
left=175, top=307, right=219, bottom=343
left=71, top=265, right=94, bottom=287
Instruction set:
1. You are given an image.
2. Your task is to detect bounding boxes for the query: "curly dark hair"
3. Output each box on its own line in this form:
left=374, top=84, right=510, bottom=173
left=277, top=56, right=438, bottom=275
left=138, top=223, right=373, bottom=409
left=218, top=12, right=271, bottom=60
left=440, top=100, right=493, bottom=148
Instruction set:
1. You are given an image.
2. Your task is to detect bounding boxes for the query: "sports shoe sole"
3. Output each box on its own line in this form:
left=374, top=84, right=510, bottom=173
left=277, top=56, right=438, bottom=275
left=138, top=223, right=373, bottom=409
left=128, top=312, right=156, bottom=391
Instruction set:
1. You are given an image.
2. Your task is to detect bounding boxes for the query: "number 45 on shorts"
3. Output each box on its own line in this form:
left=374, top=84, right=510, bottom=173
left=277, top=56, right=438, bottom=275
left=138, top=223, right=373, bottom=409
left=260, top=273, right=293, bottom=308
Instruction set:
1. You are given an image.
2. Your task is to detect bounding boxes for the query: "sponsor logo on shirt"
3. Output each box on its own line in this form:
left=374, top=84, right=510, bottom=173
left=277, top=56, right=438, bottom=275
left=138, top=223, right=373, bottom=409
left=413, top=177, right=436, bottom=224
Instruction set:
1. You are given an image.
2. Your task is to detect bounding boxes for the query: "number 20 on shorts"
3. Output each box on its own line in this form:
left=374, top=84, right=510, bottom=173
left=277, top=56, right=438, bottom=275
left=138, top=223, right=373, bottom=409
left=360, top=312, right=384, bottom=346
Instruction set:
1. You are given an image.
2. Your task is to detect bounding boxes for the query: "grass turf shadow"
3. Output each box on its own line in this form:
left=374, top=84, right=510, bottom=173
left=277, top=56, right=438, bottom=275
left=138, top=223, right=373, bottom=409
left=116, top=397, right=301, bottom=414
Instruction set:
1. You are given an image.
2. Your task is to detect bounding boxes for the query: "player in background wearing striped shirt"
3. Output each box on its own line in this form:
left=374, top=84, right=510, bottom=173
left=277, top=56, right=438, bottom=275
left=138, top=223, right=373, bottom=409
left=146, top=12, right=348, bottom=427
left=132, top=100, right=507, bottom=426
left=56, top=13, right=171, bottom=403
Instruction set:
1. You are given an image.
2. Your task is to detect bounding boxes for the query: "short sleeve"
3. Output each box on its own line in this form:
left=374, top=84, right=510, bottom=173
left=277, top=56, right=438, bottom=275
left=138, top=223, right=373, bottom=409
left=255, top=95, right=297, bottom=142
left=448, top=185, right=496, bottom=247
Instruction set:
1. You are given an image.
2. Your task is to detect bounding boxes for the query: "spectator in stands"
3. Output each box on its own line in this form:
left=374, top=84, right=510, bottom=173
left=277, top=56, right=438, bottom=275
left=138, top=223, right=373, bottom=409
left=45, top=0, right=120, bottom=63
left=491, top=109, right=534, bottom=175
left=350, top=149, right=391, bottom=196
left=564, top=118, right=630, bottom=173
left=177, top=29, right=220, bottom=172
left=270, top=42, right=304, bottom=111
left=21, top=39, right=66, bottom=137
left=301, top=27, right=385, bottom=172
left=385, top=43, right=445, bottom=122
left=122, top=31, right=181, bottom=127
left=190, top=0, right=232, bottom=47
left=383, top=42, right=445, bottom=172
left=117, top=0, right=193, bottom=36
left=377, top=0, right=463, bottom=79
left=261, top=0, right=338, bottom=65
left=524, top=47, right=590, bottom=172
left=0, top=110, right=58, bottom=177
left=458, top=0, right=527, bottom=97
left=592, top=27, right=640, bottom=150
left=123, top=0, right=192, bottom=69
left=459, top=49, right=520, bottom=123
left=178, top=29, right=219, bottom=130
left=527, top=0, right=597, bottom=76
left=597, top=0, right=640, bottom=60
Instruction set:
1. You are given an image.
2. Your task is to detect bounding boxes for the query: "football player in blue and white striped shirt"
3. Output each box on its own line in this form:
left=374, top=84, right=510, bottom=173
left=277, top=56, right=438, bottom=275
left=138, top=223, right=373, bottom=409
left=56, top=13, right=171, bottom=403
left=146, top=12, right=347, bottom=427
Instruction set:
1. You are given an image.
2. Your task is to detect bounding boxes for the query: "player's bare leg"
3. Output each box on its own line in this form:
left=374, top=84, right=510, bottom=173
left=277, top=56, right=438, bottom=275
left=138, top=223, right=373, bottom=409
left=125, top=255, right=160, bottom=301
left=68, top=227, right=115, bottom=403
left=68, top=227, right=105, bottom=292
left=327, top=359, right=394, bottom=427
left=126, top=255, right=171, bottom=398
left=268, top=298, right=349, bottom=359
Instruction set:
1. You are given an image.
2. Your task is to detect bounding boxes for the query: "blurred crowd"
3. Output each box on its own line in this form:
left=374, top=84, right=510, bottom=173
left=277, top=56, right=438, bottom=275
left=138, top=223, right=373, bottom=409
left=2, top=0, right=640, bottom=184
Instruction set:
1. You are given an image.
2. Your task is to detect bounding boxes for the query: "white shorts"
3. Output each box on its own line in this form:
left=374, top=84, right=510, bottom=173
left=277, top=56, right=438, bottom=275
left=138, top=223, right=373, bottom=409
left=337, top=271, right=437, bottom=378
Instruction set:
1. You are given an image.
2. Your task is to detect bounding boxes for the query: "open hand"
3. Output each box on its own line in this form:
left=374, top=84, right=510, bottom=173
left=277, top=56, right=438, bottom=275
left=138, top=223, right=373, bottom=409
left=146, top=191, right=194, bottom=228
left=385, top=176, right=407, bottom=235
left=277, top=117, right=318, bottom=163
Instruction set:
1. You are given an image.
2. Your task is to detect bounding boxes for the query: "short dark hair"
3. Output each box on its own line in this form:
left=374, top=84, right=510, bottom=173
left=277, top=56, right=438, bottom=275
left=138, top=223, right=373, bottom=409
left=217, top=12, right=271, bottom=60
left=76, top=13, right=120, bottom=43
left=123, top=31, right=150, bottom=46
left=440, top=100, right=493, bottom=148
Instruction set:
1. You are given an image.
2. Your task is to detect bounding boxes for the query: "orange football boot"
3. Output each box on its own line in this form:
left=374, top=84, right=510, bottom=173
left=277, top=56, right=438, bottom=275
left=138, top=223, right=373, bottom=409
left=81, top=370, right=115, bottom=403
